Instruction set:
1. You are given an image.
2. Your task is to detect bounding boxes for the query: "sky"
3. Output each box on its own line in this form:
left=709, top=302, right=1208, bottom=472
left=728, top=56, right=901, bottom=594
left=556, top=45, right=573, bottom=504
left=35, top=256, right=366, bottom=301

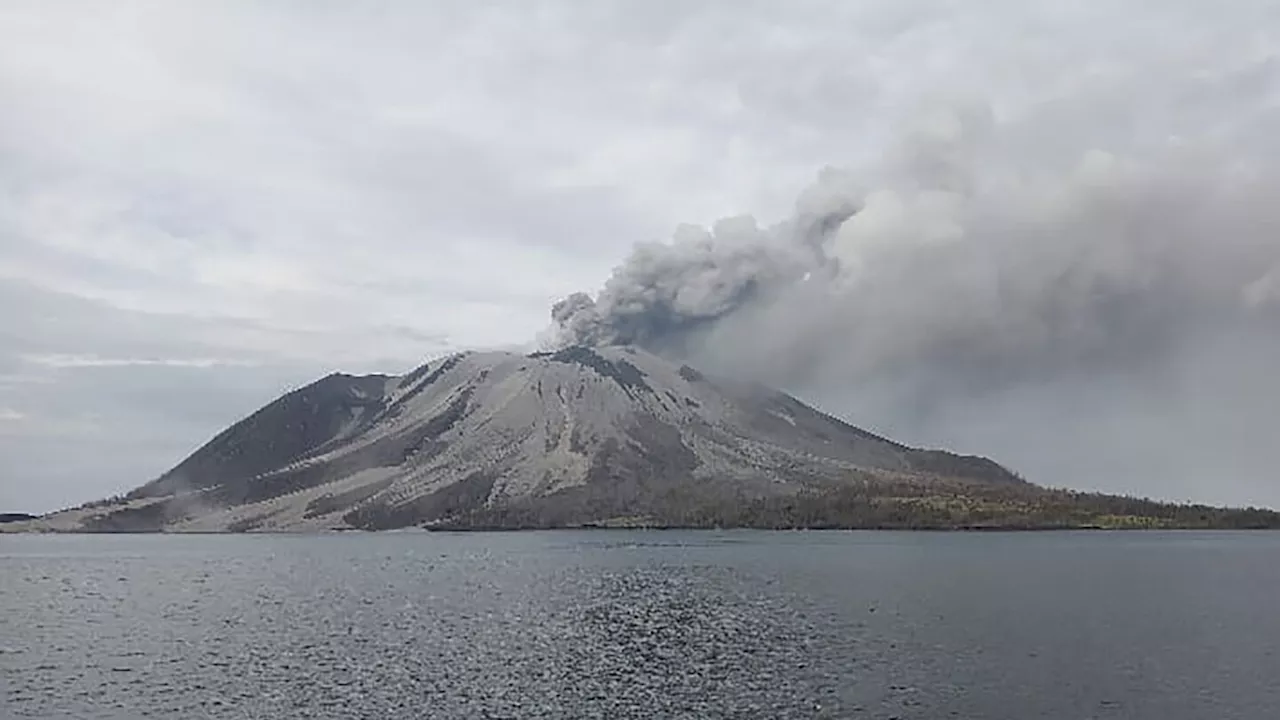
left=3, top=1, right=1279, bottom=513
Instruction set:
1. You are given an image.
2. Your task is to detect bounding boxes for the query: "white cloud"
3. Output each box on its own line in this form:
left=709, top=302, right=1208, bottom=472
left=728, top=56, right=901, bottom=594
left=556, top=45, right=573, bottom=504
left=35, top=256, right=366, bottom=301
left=1, top=0, right=1278, bottom=511
left=19, top=354, right=259, bottom=370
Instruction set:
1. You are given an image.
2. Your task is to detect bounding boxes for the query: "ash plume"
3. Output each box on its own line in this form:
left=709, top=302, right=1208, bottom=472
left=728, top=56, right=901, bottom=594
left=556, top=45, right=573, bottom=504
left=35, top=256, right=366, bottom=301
left=548, top=90, right=1280, bottom=506
left=546, top=195, right=855, bottom=355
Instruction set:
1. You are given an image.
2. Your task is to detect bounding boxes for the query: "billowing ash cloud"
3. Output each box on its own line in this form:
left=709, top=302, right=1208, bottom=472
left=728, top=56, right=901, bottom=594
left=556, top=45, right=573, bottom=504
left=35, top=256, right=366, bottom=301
left=546, top=191, right=854, bottom=353
left=548, top=93, right=1280, bottom=506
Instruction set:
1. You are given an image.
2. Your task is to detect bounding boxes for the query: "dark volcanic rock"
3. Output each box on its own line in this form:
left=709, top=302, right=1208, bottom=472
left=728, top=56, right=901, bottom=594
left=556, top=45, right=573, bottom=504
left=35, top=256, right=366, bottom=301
left=131, top=372, right=392, bottom=500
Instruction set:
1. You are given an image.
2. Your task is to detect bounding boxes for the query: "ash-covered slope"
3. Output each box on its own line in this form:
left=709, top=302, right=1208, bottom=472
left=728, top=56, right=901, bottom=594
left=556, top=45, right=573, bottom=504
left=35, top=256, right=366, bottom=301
left=39, top=346, right=1023, bottom=532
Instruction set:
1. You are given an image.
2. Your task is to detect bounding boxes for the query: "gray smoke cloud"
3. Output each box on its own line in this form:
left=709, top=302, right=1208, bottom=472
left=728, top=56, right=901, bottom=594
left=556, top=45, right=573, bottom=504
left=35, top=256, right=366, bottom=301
left=547, top=192, right=853, bottom=353
left=548, top=92, right=1280, bottom=506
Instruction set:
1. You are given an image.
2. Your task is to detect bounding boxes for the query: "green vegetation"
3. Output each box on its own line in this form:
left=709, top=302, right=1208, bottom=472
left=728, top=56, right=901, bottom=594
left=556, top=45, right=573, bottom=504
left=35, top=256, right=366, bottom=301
left=432, top=475, right=1280, bottom=531
left=663, top=480, right=1280, bottom=530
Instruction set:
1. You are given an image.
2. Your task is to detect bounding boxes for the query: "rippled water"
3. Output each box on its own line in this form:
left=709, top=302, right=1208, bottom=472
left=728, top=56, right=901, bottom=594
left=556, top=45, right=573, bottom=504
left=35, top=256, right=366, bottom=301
left=3, top=531, right=1278, bottom=719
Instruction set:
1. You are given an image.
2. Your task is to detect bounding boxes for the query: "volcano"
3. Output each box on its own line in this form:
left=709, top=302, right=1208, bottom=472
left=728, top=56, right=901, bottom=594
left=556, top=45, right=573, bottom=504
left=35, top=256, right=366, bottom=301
left=22, top=346, right=1038, bottom=532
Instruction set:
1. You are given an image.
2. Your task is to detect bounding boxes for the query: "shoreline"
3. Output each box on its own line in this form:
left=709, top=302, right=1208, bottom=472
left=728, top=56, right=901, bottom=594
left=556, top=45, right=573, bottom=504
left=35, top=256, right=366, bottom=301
left=5, top=523, right=1278, bottom=536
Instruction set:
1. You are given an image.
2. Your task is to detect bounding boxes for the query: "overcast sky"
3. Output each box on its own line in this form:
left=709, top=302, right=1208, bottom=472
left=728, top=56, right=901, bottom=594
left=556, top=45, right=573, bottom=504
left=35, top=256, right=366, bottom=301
left=3, top=1, right=1279, bottom=513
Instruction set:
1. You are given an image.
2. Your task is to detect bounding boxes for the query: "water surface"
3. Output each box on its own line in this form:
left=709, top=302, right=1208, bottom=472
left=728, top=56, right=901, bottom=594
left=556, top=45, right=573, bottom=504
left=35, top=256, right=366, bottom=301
left=3, top=531, right=1278, bottom=718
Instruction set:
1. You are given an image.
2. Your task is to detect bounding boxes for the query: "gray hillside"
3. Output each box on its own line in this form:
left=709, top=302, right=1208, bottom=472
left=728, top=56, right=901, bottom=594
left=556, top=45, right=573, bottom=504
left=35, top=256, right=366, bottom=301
left=40, top=346, right=1024, bottom=532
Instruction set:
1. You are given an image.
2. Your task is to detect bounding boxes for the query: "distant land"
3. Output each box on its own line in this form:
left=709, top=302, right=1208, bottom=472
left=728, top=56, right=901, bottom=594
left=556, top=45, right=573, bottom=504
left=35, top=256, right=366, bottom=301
left=0, top=513, right=38, bottom=524
left=6, top=346, right=1278, bottom=532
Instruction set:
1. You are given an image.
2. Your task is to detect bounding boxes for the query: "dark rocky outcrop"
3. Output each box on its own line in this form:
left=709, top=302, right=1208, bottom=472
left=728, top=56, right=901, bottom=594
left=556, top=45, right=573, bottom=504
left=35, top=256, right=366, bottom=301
left=130, top=372, right=391, bottom=500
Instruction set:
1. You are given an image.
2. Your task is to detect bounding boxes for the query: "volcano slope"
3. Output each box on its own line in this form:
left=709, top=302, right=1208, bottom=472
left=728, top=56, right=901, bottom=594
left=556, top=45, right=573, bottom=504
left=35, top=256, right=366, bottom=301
left=16, top=346, right=1279, bottom=532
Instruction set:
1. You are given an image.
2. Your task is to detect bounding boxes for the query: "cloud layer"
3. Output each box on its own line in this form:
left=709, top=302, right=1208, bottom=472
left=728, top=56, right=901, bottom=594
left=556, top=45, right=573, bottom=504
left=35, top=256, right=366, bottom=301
left=4, top=1, right=1280, bottom=510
